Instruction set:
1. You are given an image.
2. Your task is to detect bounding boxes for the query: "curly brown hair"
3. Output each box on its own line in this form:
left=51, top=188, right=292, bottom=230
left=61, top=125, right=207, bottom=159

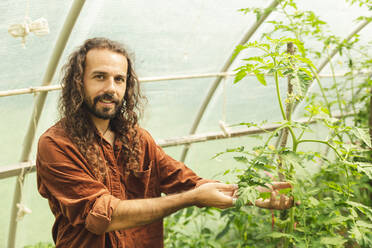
left=59, top=37, right=145, bottom=182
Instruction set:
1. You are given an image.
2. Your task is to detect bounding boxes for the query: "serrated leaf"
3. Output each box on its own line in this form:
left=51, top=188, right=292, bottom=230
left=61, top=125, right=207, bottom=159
left=232, top=44, right=247, bottom=59
left=320, top=236, right=347, bottom=246
left=254, top=71, right=267, bottom=85
left=234, top=70, right=247, bottom=84
left=278, top=188, right=292, bottom=195
left=185, top=207, right=194, bottom=218
left=266, top=232, right=294, bottom=239
left=236, top=186, right=259, bottom=207
left=243, top=56, right=265, bottom=63
left=356, top=162, right=372, bottom=179
left=347, top=201, right=372, bottom=214
left=350, top=226, right=362, bottom=241
left=216, top=218, right=233, bottom=240
left=351, top=127, right=371, bottom=148
left=234, top=156, right=248, bottom=164
left=308, top=196, right=319, bottom=206
left=296, top=55, right=316, bottom=69
left=259, top=192, right=271, bottom=200
left=323, top=215, right=350, bottom=225
left=227, top=146, right=245, bottom=153
left=291, top=74, right=303, bottom=97
left=356, top=220, right=372, bottom=229
left=298, top=67, right=313, bottom=79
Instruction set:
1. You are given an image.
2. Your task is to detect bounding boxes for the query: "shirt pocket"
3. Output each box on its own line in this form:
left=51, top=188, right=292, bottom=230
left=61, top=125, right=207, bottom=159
left=122, top=161, right=159, bottom=199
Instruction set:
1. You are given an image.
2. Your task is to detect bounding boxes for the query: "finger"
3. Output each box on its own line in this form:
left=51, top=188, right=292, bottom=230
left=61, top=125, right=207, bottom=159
left=216, top=183, right=239, bottom=190
left=279, top=194, right=286, bottom=209
left=257, top=184, right=272, bottom=193
left=219, top=185, right=239, bottom=197
left=220, top=190, right=235, bottom=197
left=218, top=194, right=237, bottom=209
left=271, top=182, right=292, bottom=190
left=232, top=189, right=238, bottom=198
left=278, top=196, right=294, bottom=210
left=255, top=198, right=271, bottom=208
left=270, top=190, right=277, bottom=209
left=217, top=191, right=236, bottom=202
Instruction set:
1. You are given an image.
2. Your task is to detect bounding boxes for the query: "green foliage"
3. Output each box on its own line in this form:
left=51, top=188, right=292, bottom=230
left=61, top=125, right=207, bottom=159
left=346, top=0, right=372, bottom=10
left=165, top=1, right=372, bottom=247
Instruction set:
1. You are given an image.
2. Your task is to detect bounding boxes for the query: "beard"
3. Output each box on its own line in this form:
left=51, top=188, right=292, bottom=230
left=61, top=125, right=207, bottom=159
left=84, top=93, right=123, bottom=120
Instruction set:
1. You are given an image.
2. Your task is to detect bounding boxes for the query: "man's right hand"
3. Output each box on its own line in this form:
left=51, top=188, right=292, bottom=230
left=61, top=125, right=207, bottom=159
left=189, top=183, right=238, bottom=209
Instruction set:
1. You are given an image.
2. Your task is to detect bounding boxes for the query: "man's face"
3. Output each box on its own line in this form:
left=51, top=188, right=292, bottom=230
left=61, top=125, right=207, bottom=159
left=83, top=48, right=128, bottom=120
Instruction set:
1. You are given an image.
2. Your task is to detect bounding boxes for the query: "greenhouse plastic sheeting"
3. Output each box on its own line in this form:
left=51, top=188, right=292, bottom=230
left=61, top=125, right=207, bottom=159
left=0, top=0, right=371, bottom=247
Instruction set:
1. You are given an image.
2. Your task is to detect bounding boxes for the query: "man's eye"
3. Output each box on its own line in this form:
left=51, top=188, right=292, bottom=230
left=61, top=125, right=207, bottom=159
left=94, top=75, right=104, bottom=80
left=115, top=77, right=125, bottom=83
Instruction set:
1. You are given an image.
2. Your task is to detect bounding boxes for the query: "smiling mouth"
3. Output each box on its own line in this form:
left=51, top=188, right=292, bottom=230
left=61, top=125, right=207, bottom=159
left=98, top=100, right=116, bottom=108
left=94, top=93, right=119, bottom=106
left=100, top=99, right=114, bottom=104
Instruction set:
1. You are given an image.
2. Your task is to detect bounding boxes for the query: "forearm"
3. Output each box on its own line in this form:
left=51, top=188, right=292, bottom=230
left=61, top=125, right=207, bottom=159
left=106, top=190, right=194, bottom=232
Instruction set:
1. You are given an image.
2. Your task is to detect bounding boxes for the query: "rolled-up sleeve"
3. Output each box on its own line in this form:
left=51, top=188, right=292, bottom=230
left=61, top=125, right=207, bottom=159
left=85, top=194, right=121, bottom=234
left=36, top=133, right=119, bottom=235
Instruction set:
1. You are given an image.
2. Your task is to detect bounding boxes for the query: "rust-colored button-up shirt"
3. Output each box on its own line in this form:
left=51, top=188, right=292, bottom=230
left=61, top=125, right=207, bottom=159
left=37, top=122, right=210, bottom=247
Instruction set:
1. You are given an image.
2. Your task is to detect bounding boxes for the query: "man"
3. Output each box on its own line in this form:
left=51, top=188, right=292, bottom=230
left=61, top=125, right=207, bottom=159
left=36, top=37, right=292, bottom=248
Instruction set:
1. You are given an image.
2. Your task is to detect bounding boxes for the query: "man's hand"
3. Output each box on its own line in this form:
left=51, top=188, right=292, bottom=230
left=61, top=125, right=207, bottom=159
left=254, top=182, right=294, bottom=210
left=190, top=183, right=238, bottom=209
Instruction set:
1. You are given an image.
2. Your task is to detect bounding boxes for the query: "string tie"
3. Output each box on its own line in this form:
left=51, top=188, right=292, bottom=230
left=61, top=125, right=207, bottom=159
left=8, top=17, right=49, bottom=48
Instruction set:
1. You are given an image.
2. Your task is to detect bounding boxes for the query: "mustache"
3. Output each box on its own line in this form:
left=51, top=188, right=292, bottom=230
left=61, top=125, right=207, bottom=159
left=93, top=93, right=120, bottom=105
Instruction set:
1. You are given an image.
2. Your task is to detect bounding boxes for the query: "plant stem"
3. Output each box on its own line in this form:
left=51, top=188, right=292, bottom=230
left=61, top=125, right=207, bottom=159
left=346, top=52, right=358, bottom=125
left=310, top=67, right=332, bottom=117
left=265, top=124, right=292, bottom=148
left=289, top=127, right=298, bottom=151
left=278, top=42, right=296, bottom=181
left=350, top=77, right=357, bottom=125
left=275, top=69, right=287, bottom=121
left=297, top=114, right=314, bottom=141
left=342, top=162, right=351, bottom=200
left=296, top=139, right=343, bottom=160
left=327, top=48, right=345, bottom=119
left=280, top=2, right=301, bottom=41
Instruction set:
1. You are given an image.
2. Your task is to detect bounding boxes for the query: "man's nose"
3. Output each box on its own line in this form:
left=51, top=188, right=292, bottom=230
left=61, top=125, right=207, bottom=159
left=104, top=77, right=116, bottom=92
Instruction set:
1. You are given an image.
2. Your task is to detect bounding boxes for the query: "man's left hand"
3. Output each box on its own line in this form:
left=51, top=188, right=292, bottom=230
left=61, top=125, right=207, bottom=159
left=254, top=182, right=294, bottom=210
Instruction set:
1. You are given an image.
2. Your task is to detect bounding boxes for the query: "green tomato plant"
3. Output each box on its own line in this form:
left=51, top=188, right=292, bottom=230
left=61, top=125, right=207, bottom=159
left=165, top=1, right=372, bottom=247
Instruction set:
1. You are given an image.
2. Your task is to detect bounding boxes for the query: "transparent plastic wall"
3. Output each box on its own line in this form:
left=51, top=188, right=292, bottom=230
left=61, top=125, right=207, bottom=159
left=0, top=0, right=371, bottom=246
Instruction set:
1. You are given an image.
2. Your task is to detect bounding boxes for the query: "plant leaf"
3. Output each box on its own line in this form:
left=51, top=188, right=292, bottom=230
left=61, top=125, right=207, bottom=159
left=278, top=188, right=292, bottom=195
left=356, top=162, right=372, bottom=179
left=266, top=232, right=294, bottom=239
left=356, top=220, right=372, bottom=229
left=308, top=196, right=320, bottom=206
left=254, top=71, right=267, bottom=85
left=216, top=218, right=233, bottom=240
left=234, top=70, right=247, bottom=84
left=259, top=191, right=271, bottom=200
left=236, top=186, right=259, bottom=207
left=351, top=127, right=371, bottom=148
left=234, top=156, right=248, bottom=164
left=320, top=236, right=347, bottom=246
